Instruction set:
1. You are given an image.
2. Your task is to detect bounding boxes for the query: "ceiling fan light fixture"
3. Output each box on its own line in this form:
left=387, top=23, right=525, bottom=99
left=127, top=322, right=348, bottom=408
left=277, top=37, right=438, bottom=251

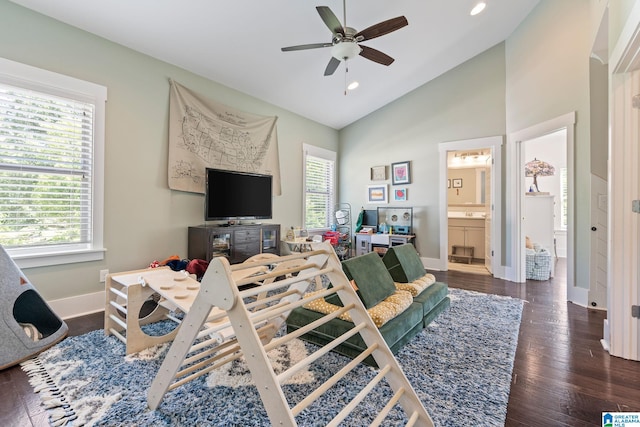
left=331, top=41, right=361, bottom=61
left=470, top=2, right=487, bottom=16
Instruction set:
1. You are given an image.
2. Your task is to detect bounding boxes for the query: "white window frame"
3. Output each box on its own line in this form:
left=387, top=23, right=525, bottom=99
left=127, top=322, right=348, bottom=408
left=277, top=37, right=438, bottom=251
left=302, top=143, right=336, bottom=232
left=0, top=58, right=107, bottom=268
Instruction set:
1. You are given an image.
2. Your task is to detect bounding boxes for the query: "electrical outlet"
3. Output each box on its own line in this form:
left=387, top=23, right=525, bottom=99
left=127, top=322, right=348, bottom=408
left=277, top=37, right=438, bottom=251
left=99, top=269, right=109, bottom=283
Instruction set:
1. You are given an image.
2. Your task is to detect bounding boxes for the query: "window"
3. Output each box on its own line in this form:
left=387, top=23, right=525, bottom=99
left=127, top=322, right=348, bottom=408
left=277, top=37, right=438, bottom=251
left=0, top=58, right=107, bottom=267
left=303, top=144, right=336, bottom=231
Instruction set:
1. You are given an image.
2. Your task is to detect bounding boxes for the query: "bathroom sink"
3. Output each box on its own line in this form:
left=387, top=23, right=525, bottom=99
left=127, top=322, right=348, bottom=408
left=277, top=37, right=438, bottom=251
left=448, top=211, right=486, bottom=219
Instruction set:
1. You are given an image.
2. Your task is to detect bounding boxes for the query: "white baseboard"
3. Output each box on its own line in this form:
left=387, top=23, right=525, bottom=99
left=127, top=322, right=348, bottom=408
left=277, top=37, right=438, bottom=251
left=422, top=256, right=444, bottom=271
left=48, top=290, right=105, bottom=320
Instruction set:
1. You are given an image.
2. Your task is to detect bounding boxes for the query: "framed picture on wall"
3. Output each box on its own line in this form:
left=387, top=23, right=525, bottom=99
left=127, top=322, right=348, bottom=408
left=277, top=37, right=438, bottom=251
left=448, top=179, right=451, bottom=188
left=391, top=161, right=411, bottom=185
left=394, top=188, right=407, bottom=201
left=370, top=165, right=386, bottom=181
left=367, top=185, right=388, bottom=203
left=452, top=178, right=463, bottom=188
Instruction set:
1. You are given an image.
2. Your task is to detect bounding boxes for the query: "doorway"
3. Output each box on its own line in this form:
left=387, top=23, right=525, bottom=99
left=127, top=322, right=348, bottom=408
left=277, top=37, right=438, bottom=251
left=438, top=136, right=503, bottom=277
left=522, top=129, right=568, bottom=284
left=506, top=112, right=580, bottom=302
left=446, top=149, right=492, bottom=275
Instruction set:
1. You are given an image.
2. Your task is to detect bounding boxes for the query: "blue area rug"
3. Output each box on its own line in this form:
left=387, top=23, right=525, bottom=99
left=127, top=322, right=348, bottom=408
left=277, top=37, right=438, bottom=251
left=22, top=288, right=523, bottom=426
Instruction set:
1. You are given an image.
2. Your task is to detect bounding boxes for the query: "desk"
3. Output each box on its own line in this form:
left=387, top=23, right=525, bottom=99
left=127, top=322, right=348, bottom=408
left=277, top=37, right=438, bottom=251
left=355, top=233, right=415, bottom=256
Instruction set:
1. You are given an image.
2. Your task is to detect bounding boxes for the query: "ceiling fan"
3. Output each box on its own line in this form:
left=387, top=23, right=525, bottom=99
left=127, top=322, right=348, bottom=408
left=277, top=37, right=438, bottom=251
left=281, top=1, right=408, bottom=76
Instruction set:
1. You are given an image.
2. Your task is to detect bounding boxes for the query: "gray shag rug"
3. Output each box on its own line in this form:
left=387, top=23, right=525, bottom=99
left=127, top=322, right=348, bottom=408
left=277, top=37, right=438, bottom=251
left=22, top=288, right=523, bottom=426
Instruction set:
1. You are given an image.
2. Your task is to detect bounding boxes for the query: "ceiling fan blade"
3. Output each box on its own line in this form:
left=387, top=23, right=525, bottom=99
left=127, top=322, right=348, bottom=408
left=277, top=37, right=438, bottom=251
left=281, top=43, right=333, bottom=52
left=355, top=16, right=408, bottom=42
left=316, top=6, right=345, bottom=36
left=324, top=57, right=341, bottom=76
left=359, top=45, right=394, bottom=66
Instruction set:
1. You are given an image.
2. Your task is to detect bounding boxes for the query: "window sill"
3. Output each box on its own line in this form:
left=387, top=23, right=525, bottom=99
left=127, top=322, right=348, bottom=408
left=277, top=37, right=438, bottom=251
left=8, top=246, right=107, bottom=269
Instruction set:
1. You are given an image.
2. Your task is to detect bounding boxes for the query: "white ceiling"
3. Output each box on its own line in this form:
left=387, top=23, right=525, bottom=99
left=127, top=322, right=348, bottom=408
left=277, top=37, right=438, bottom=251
left=10, top=0, right=540, bottom=130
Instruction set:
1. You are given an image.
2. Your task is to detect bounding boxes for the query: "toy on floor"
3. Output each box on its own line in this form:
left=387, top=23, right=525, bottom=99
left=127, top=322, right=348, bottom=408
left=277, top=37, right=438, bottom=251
left=0, top=244, right=68, bottom=370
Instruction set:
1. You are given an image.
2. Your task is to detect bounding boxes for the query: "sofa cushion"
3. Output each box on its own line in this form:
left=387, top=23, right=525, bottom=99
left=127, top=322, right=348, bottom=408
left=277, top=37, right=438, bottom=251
left=302, top=289, right=413, bottom=328
left=394, top=273, right=436, bottom=297
left=413, top=281, right=449, bottom=319
left=341, top=252, right=397, bottom=309
left=382, top=244, right=426, bottom=283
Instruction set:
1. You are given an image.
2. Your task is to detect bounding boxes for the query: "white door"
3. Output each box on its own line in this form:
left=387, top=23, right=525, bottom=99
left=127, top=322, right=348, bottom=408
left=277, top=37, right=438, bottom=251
left=589, top=175, right=608, bottom=309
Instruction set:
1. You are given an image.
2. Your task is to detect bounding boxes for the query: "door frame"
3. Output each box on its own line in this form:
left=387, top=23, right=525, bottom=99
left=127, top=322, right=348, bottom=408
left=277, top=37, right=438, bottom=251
left=505, top=112, right=584, bottom=302
left=438, top=136, right=503, bottom=277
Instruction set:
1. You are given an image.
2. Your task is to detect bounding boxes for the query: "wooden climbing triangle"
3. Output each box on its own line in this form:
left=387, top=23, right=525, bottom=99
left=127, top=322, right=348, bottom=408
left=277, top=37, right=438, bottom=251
left=147, top=241, right=434, bottom=426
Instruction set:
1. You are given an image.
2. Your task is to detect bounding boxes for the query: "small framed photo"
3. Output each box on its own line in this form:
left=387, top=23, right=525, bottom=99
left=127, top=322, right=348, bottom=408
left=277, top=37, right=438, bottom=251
left=391, top=161, right=411, bottom=185
left=370, top=165, right=386, bottom=181
left=448, top=179, right=451, bottom=188
left=394, top=188, right=407, bottom=201
left=452, top=178, right=463, bottom=188
left=367, top=185, right=388, bottom=204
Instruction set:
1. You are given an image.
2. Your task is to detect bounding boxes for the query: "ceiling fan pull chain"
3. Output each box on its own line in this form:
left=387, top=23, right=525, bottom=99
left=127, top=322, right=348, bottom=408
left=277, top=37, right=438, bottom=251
left=344, top=62, right=348, bottom=96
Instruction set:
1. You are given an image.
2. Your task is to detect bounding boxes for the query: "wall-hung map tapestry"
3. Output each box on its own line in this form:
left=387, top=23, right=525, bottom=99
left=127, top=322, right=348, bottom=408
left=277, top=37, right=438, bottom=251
left=168, top=80, right=281, bottom=195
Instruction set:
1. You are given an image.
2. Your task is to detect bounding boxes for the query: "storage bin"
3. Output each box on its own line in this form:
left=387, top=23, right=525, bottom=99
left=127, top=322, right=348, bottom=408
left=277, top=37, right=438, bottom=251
left=526, top=248, right=551, bottom=280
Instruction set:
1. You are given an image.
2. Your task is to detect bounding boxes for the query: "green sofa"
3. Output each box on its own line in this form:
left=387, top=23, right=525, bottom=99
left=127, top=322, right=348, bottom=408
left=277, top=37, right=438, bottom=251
left=286, top=248, right=449, bottom=366
left=382, top=244, right=451, bottom=327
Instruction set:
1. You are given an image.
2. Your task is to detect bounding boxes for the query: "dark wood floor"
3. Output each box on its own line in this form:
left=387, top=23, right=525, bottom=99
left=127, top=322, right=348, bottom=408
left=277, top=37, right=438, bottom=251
left=2, top=260, right=639, bottom=426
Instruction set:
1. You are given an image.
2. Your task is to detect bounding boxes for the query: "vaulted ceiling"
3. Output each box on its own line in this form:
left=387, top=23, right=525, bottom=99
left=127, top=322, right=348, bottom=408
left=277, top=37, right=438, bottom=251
left=10, top=0, right=540, bottom=129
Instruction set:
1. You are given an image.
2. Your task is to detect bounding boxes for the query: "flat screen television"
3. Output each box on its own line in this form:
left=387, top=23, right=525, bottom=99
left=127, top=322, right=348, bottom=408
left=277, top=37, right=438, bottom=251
left=205, top=168, right=273, bottom=221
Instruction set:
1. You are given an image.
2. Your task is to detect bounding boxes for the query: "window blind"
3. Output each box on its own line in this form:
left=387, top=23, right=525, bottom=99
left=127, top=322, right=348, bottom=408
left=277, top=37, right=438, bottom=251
left=0, top=83, right=94, bottom=248
left=304, top=149, right=335, bottom=230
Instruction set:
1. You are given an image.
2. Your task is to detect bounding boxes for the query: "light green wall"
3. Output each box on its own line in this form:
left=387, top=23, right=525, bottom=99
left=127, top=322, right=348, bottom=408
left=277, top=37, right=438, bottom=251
left=505, top=0, right=594, bottom=289
left=0, top=1, right=338, bottom=301
left=339, top=44, right=506, bottom=259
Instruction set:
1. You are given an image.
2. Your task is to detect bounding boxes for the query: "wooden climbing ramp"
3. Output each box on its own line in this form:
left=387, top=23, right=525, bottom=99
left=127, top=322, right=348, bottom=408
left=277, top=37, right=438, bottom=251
left=146, top=241, right=434, bottom=426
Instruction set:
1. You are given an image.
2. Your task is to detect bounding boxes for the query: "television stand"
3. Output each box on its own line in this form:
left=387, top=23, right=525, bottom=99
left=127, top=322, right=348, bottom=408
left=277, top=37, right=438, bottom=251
left=188, top=224, right=280, bottom=264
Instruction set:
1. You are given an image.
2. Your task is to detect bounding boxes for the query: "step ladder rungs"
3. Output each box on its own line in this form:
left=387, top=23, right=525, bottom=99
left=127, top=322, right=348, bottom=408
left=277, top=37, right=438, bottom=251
left=290, top=343, right=379, bottom=417
left=108, top=313, right=127, bottom=330
left=108, top=328, right=127, bottom=344
left=165, top=313, right=182, bottom=324
left=108, top=286, right=128, bottom=300
left=371, top=387, right=406, bottom=427
left=171, top=346, right=242, bottom=391
left=173, top=328, right=272, bottom=390
left=236, top=265, right=331, bottom=295
left=249, top=284, right=346, bottom=325
left=181, top=334, right=241, bottom=369
left=405, top=411, right=420, bottom=427
left=109, top=300, right=127, bottom=315
left=230, top=249, right=328, bottom=271
left=326, top=364, right=392, bottom=427
left=235, top=262, right=319, bottom=288
left=264, top=304, right=355, bottom=352
left=244, top=288, right=298, bottom=311
left=276, top=322, right=366, bottom=385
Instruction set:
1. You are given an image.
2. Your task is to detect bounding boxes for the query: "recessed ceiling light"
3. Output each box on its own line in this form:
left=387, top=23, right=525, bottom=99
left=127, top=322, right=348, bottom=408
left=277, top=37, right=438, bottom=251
left=347, top=81, right=359, bottom=90
left=470, top=2, right=486, bottom=16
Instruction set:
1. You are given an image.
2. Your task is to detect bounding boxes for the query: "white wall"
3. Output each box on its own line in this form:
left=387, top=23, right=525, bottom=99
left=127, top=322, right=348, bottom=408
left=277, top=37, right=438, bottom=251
left=0, top=1, right=339, bottom=301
